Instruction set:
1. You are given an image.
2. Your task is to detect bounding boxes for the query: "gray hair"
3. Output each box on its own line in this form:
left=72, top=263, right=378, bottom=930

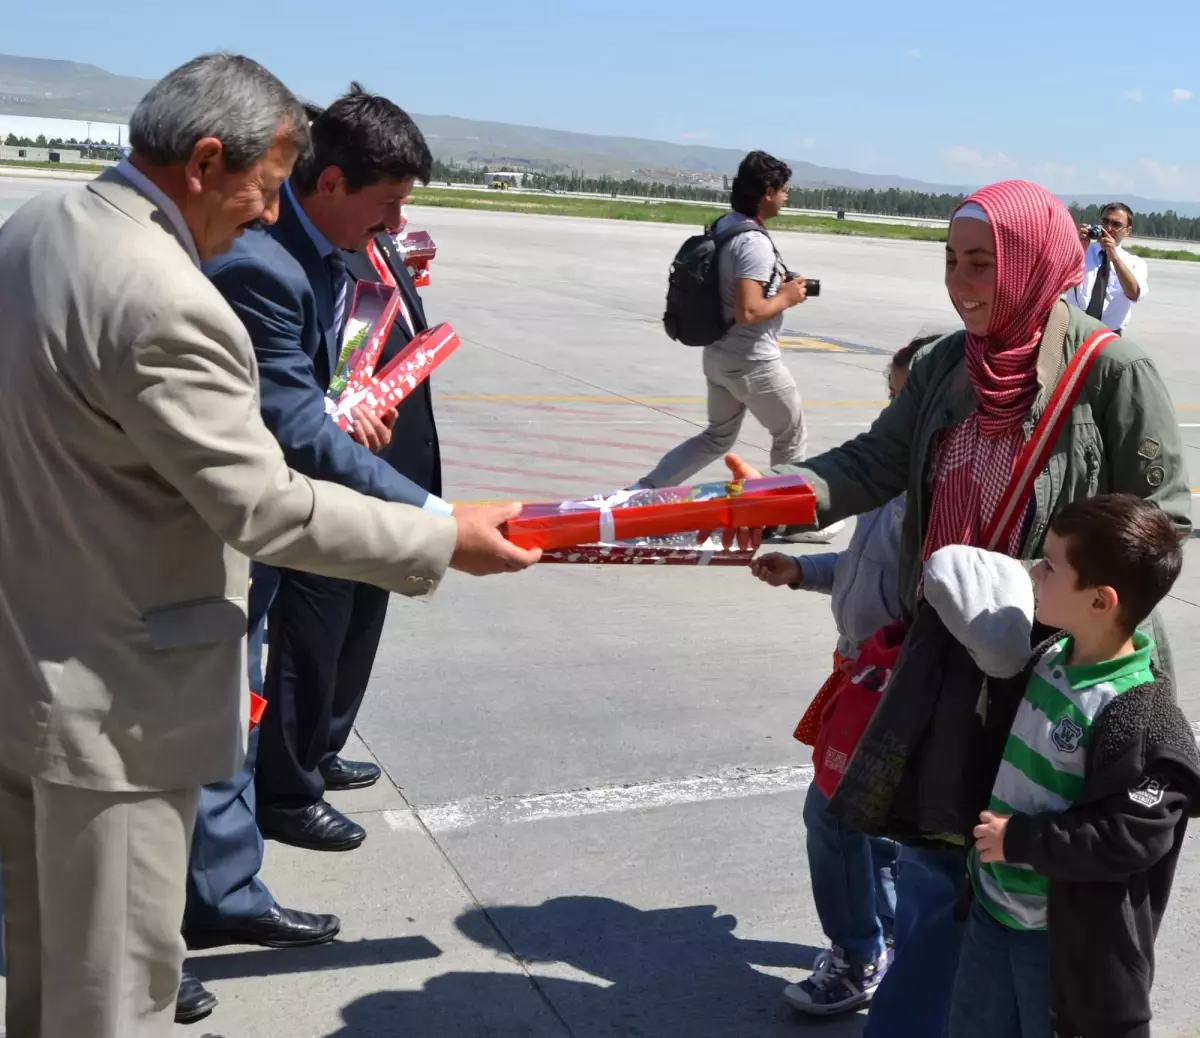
left=129, top=53, right=311, bottom=171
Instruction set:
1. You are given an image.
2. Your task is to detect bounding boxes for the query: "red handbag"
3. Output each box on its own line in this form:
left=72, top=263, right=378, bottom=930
left=793, top=651, right=853, bottom=747
left=812, top=622, right=907, bottom=797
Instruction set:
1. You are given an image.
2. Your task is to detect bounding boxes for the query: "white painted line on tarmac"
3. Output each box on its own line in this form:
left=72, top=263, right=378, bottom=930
left=384, top=763, right=816, bottom=835
left=387, top=723, right=1200, bottom=835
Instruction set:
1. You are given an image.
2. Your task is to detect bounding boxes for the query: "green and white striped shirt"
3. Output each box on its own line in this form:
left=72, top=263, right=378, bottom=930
left=971, top=631, right=1155, bottom=931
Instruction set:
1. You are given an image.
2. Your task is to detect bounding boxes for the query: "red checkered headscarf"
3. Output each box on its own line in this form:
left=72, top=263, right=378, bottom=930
left=960, top=180, right=1084, bottom=435
left=921, top=182, right=1083, bottom=561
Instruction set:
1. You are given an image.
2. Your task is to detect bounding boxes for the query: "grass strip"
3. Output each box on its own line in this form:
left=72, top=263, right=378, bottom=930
left=411, top=187, right=948, bottom=241
left=411, top=187, right=1200, bottom=259
left=1128, top=245, right=1200, bottom=262
left=0, top=158, right=108, bottom=173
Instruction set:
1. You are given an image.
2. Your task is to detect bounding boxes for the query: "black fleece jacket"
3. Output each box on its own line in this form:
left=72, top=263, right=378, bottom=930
left=981, top=637, right=1200, bottom=1038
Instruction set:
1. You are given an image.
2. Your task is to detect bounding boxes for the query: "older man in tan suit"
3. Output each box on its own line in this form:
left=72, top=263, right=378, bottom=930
left=0, top=53, right=538, bottom=1038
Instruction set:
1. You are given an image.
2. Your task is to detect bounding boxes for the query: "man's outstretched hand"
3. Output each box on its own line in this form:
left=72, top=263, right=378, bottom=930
left=450, top=503, right=542, bottom=575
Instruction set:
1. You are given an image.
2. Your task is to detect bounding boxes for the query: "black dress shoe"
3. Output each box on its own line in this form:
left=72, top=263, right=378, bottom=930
left=185, top=903, right=342, bottom=950
left=176, top=969, right=217, bottom=1024
left=259, top=800, right=367, bottom=851
left=321, top=756, right=382, bottom=791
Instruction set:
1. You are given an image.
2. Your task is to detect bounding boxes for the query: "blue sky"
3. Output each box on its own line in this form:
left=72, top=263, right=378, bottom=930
left=5, top=0, right=1199, bottom=200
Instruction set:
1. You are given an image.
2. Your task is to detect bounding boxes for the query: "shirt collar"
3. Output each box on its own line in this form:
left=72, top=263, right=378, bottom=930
left=1055, top=630, right=1154, bottom=690
left=113, top=158, right=201, bottom=268
left=284, top=181, right=336, bottom=259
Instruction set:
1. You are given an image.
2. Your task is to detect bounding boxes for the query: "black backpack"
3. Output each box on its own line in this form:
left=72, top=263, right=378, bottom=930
left=662, top=218, right=767, bottom=346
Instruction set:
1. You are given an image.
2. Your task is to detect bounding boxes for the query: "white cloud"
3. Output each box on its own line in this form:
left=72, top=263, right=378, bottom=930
left=799, top=138, right=816, bottom=148
left=1171, top=87, right=1194, bottom=102
left=941, top=145, right=1017, bottom=170
left=906, top=49, right=925, bottom=60
left=1096, top=166, right=1137, bottom=192
left=1032, top=161, right=1078, bottom=185
left=1139, top=158, right=1188, bottom=191
left=1123, top=89, right=1146, bottom=103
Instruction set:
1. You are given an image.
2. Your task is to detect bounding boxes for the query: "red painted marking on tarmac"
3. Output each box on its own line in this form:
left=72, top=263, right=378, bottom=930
left=456, top=482, right=581, bottom=500
left=521, top=400, right=695, bottom=423
left=445, top=458, right=597, bottom=486
left=440, top=440, right=648, bottom=471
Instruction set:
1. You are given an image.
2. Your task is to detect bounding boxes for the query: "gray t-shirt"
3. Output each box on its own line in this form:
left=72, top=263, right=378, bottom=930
left=711, top=211, right=786, bottom=360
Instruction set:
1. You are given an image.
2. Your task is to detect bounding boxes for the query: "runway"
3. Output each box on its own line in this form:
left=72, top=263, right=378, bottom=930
left=3, top=178, right=1200, bottom=1037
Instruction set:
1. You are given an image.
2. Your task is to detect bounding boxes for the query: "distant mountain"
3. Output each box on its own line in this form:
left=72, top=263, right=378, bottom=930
left=1056, top=193, right=1200, bottom=219
left=411, top=113, right=970, bottom=194
left=0, top=53, right=969, bottom=194
left=0, top=54, right=155, bottom=121
left=4, top=53, right=1199, bottom=217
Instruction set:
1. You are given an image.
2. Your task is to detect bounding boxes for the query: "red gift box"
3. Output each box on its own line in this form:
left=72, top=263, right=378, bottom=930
left=397, top=230, right=436, bottom=288
left=503, top=475, right=817, bottom=552
left=326, top=281, right=403, bottom=400
left=249, top=691, right=267, bottom=730
left=330, top=323, right=462, bottom=431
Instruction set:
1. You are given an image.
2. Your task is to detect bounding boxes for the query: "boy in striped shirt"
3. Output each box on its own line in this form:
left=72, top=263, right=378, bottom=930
left=947, top=495, right=1200, bottom=1038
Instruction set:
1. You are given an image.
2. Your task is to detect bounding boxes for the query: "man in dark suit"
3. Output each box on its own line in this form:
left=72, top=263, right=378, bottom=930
left=317, top=231, right=442, bottom=772
left=178, top=86, right=457, bottom=1021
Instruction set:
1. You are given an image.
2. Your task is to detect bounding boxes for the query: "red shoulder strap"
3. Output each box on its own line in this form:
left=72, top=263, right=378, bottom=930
left=982, top=328, right=1118, bottom=552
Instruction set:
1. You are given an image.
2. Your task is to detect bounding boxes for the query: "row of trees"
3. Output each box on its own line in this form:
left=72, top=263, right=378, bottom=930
left=428, top=158, right=728, bottom=202
left=429, top=159, right=1200, bottom=241
left=3, top=133, right=121, bottom=160
left=4, top=144, right=1191, bottom=240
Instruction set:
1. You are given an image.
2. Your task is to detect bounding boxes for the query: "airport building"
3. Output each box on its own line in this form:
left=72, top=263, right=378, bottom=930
left=0, top=144, right=84, bottom=163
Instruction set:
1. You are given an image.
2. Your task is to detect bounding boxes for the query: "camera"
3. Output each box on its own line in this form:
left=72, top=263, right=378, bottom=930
left=1087, top=225, right=1104, bottom=241
left=785, top=272, right=821, bottom=297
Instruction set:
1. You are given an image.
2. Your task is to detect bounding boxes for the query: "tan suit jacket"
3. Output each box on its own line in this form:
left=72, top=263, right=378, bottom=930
left=0, top=171, right=458, bottom=793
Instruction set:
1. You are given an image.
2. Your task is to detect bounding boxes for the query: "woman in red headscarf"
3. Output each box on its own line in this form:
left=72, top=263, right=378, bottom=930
left=730, top=181, right=1189, bottom=1035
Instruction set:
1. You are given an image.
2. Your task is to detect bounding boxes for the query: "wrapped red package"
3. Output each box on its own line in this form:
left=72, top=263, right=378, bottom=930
left=330, top=323, right=462, bottom=431
left=326, top=281, right=402, bottom=401
left=540, top=539, right=755, bottom=566
left=503, top=474, right=817, bottom=552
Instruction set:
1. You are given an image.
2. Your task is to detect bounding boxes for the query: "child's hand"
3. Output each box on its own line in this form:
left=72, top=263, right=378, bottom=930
left=974, top=810, right=1010, bottom=863
left=750, top=553, right=802, bottom=587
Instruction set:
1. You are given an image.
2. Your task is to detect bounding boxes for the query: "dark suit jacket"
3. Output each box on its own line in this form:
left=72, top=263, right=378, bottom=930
left=204, top=189, right=428, bottom=507
left=343, top=234, right=442, bottom=497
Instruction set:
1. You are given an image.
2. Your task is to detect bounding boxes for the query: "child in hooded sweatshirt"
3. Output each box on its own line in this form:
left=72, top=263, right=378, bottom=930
left=923, top=495, right=1200, bottom=1038
left=751, top=335, right=935, bottom=1015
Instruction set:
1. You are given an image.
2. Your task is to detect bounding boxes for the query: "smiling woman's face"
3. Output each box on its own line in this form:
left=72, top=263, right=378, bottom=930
left=945, top=217, right=997, bottom=336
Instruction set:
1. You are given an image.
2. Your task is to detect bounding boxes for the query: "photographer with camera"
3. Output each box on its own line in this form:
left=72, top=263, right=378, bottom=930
left=638, top=152, right=838, bottom=539
left=1064, top=202, right=1147, bottom=333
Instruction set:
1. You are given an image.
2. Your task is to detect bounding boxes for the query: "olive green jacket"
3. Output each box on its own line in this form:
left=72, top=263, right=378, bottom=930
left=777, top=302, right=1190, bottom=658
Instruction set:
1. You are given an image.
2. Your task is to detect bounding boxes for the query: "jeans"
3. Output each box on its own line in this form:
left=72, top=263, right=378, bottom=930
left=948, top=903, right=1052, bottom=1038
left=865, top=844, right=967, bottom=1038
left=804, top=784, right=896, bottom=967
left=641, top=349, right=807, bottom=487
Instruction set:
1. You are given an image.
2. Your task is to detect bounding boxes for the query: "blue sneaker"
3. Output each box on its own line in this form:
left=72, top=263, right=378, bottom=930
left=782, top=945, right=890, bottom=1016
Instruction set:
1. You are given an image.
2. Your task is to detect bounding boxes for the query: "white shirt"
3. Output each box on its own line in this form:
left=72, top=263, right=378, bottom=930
left=113, top=159, right=201, bottom=268
left=1065, top=242, right=1148, bottom=333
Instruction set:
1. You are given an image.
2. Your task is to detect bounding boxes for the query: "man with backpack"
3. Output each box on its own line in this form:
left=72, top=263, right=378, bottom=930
left=638, top=151, right=834, bottom=544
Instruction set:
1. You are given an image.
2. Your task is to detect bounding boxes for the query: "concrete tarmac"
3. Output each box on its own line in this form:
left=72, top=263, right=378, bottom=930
left=2, top=181, right=1200, bottom=1037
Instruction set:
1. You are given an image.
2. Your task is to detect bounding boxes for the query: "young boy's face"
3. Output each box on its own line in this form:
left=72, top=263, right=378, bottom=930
left=1032, top=529, right=1120, bottom=633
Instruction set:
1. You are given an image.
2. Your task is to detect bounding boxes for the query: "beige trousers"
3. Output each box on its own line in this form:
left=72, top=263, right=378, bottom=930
left=641, top=349, right=808, bottom=488
left=0, top=765, right=198, bottom=1038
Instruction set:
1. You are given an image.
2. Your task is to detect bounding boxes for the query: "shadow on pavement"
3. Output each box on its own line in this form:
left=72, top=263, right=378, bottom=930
left=324, top=896, right=867, bottom=1038
left=189, top=934, right=441, bottom=982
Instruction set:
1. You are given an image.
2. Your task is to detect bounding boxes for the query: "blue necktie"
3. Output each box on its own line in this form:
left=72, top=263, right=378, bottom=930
left=327, top=251, right=348, bottom=336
